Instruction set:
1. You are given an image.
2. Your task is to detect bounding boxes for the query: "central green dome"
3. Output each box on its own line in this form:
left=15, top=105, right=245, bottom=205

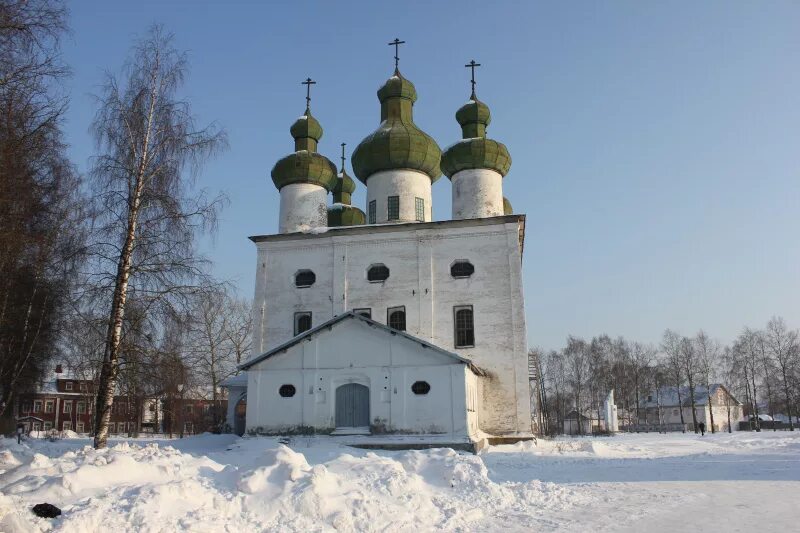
left=351, top=70, right=442, bottom=184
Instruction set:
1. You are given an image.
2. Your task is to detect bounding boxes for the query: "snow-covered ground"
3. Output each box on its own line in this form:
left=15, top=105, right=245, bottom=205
left=1, top=431, right=798, bottom=532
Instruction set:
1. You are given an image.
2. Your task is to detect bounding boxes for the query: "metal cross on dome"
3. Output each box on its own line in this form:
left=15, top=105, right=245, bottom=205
left=301, top=77, right=316, bottom=109
left=340, top=142, right=347, bottom=172
left=465, top=59, right=481, bottom=97
left=388, top=38, right=405, bottom=70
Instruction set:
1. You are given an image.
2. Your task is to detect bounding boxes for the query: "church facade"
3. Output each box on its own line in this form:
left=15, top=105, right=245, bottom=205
left=229, top=53, right=532, bottom=444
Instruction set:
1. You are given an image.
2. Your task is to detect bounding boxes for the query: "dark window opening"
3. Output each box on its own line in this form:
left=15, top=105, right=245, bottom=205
left=294, top=312, right=312, bottom=335
left=295, top=269, right=316, bottom=288
left=279, top=384, right=296, bottom=397
left=387, top=306, right=406, bottom=331
left=368, top=200, right=376, bottom=224
left=387, top=196, right=400, bottom=221
left=450, top=261, right=475, bottom=278
left=415, top=197, right=425, bottom=222
left=454, top=306, right=475, bottom=348
left=367, top=264, right=390, bottom=282
left=412, top=381, right=431, bottom=395
left=353, top=308, right=372, bottom=319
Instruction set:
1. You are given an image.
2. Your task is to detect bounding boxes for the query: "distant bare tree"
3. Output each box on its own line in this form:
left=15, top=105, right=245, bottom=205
left=88, top=26, right=227, bottom=449
left=765, top=317, right=799, bottom=430
left=565, top=336, right=589, bottom=434
left=661, top=329, right=686, bottom=432
left=695, top=330, right=720, bottom=432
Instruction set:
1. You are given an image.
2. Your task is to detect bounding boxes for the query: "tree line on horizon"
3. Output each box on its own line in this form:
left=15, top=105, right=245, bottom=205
left=530, top=316, right=799, bottom=436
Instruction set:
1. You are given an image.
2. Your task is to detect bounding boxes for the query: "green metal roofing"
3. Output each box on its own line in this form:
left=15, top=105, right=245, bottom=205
left=271, top=108, right=338, bottom=191
left=327, top=203, right=366, bottom=227
left=351, top=70, right=442, bottom=184
left=332, top=169, right=356, bottom=203
left=503, top=196, right=513, bottom=215
left=441, top=95, right=512, bottom=179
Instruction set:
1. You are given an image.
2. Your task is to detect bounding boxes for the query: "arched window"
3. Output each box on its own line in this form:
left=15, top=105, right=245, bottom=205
left=294, top=312, right=312, bottom=335
left=454, top=305, right=474, bottom=348
left=367, top=264, right=390, bottom=282
left=411, top=381, right=431, bottom=395
left=450, top=260, right=474, bottom=278
left=387, top=306, right=406, bottom=331
left=295, top=270, right=316, bottom=288
left=279, top=384, right=296, bottom=397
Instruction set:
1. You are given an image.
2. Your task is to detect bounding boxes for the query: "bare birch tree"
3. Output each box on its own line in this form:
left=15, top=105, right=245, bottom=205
left=662, top=329, right=686, bottom=432
left=765, top=316, right=799, bottom=430
left=88, top=26, right=226, bottom=448
left=695, top=330, right=719, bottom=432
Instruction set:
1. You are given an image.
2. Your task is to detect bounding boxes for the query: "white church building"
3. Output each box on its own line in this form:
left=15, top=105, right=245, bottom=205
left=225, top=51, right=533, bottom=447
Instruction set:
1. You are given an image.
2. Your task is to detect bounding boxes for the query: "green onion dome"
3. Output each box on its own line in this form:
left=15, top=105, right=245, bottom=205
left=328, top=202, right=366, bottom=227
left=351, top=70, right=442, bottom=184
left=271, top=108, right=338, bottom=191
left=440, top=95, right=511, bottom=179
left=503, top=196, right=513, bottom=215
left=332, top=168, right=357, bottom=204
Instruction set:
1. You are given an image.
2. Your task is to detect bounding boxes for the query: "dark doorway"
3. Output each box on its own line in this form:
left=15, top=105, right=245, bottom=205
left=335, top=383, right=370, bottom=428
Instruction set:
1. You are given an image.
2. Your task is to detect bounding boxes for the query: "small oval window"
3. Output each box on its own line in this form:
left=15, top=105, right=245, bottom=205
left=367, top=264, right=390, bottom=282
left=411, top=381, right=431, bottom=395
left=295, top=270, right=316, bottom=288
left=450, top=261, right=474, bottom=278
left=279, top=384, right=296, bottom=397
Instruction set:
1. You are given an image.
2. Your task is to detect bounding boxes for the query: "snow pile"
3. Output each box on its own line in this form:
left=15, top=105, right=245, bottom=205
left=2, top=432, right=799, bottom=532
left=0, top=436, right=583, bottom=532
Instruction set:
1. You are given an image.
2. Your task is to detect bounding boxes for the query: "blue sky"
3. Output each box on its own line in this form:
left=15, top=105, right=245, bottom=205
left=62, top=1, right=800, bottom=350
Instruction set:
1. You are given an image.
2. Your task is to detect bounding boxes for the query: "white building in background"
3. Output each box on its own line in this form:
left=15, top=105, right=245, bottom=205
left=639, top=384, right=744, bottom=432
left=228, top=53, right=532, bottom=448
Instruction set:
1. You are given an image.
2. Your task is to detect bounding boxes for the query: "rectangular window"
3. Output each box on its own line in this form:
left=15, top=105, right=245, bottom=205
left=43, top=422, right=52, bottom=431
left=415, top=197, right=424, bottom=222
left=44, top=400, right=54, bottom=413
left=33, top=400, right=42, bottom=413
left=22, top=402, right=31, bottom=413
left=294, top=311, right=312, bottom=335
left=185, top=404, right=194, bottom=414
left=65, top=381, right=73, bottom=391
left=62, top=421, right=72, bottom=431
left=63, top=400, right=72, bottom=413
left=203, top=404, right=211, bottom=413
left=76, top=422, right=85, bottom=433
left=387, top=306, right=406, bottom=331
left=353, top=308, right=372, bottom=319
left=454, top=305, right=475, bottom=348
left=77, top=402, right=86, bottom=414
left=80, top=382, right=87, bottom=391
left=32, top=422, right=41, bottom=431
left=368, top=200, right=376, bottom=224
left=387, top=196, right=399, bottom=221
left=184, top=422, right=193, bottom=434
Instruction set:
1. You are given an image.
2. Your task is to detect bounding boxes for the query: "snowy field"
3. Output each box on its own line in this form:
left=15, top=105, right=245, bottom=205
left=1, top=431, right=798, bottom=532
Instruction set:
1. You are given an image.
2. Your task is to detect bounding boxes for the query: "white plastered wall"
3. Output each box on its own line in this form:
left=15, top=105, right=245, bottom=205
left=278, top=183, right=328, bottom=233
left=451, top=168, right=504, bottom=220
left=365, top=169, right=432, bottom=223
left=249, top=217, right=532, bottom=437
left=245, top=319, right=473, bottom=436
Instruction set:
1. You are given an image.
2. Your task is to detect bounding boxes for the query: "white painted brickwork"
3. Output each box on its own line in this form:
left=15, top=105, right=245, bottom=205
left=451, top=168, right=504, bottom=220
left=250, top=216, right=532, bottom=436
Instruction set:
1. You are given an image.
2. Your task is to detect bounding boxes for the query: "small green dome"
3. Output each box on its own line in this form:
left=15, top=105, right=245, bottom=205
left=455, top=98, right=491, bottom=131
left=503, top=196, right=512, bottom=215
left=333, top=169, right=356, bottom=196
left=441, top=96, right=511, bottom=179
left=271, top=108, right=337, bottom=191
left=328, top=203, right=366, bottom=227
left=289, top=110, right=323, bottom=141
left=351, top=70, right=442, bottom=184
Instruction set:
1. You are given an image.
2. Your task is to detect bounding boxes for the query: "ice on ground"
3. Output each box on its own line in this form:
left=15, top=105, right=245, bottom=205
left=1, top=432, right=798, bottom=532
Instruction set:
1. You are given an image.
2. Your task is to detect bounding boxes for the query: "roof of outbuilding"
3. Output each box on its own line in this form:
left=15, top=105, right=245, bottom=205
left=239, top=311, right=486, bottom=375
